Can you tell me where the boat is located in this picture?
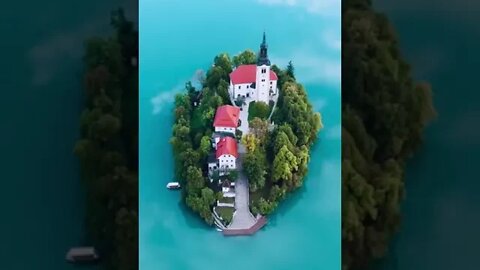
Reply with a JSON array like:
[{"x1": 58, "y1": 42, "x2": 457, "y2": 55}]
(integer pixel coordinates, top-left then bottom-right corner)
[
  {"x1": 166, "y1": 182, "x2": 181, "y2": 189},
  {"x1": 65, "y1": 247, "x2": 99, "y2": 263}
]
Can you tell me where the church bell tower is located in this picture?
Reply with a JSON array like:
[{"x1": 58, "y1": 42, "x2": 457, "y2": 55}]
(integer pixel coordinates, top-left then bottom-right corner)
[{"x1": 255, "y1": 32, "x2": 271, "y2": 103}]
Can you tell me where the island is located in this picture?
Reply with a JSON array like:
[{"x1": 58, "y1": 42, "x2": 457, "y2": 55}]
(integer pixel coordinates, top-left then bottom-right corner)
[
  {"x1": 342, "y1": 1, "x2": 435, "y2": 269},
  {"x1": 171, "y1": 33, "x2": 322, "y2": 234}
]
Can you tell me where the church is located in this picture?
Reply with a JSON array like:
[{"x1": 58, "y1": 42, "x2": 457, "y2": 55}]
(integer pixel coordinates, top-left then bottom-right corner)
[{"x1": 229, "y1": 33, "x2": 278, "y2": 104}]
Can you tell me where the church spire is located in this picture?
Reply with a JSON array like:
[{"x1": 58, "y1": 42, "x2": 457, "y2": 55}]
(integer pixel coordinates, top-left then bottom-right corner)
[{"x1": 257, "y1": 32, "x2": 270, "y2": 66}]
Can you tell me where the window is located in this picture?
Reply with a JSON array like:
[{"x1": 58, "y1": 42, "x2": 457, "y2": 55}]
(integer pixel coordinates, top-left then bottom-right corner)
[
  {"x1": 270, "y1": 81, "x2": 272, "y2": 84},
  {"x1": 246, "y1": 93, "x2": 250, "y2": 97},
  {"x1": 262, "y1": 79, "x2": 265, "y2": 82},
  {"x1": 247, "y1": 85, "x2": 249, "y2": 88},
  {"x1": 238, "y1": 86, "x2": 240, "y2": 89}
]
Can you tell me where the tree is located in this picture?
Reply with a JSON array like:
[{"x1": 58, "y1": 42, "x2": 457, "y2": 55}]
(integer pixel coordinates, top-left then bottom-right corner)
[
  {"x1": 286, "y1": 60, "x2": 295, "y2": 79},
  {"x1": 228, "y1": 170, "x2": 239, "y2": 182},
  {"x1": 217, "y1": 79, "x2": 231, "y2": 104},
  {"x1": 248, "y1": 101, "x2": 270, "y2": 120},
  {"x1": 199, "y1": 135, "x2": 211, "y2": 158},
  {"x1": 185, "y1": 166, "x2": 204, "y2": 195},
  {"x1": 249, "y1": 117, "x2": 269, "y2": 144},
  {"x1": 272, "y1": 145, "x2": 298, "y2": 183},
  {"x1": 274, "y1": 131, "x2": 295, "y2": 154},
  {"x1": 233, "y1": 50, "x2": 256, "y2": 67},
  {"x1": 243, "y1": 149, "x2": 267, "y2": 191},
  {"x1": 256, "y1": 198, "x2": 277, "y2": 215},
  {"x1": 277, "y1": 124, "x2": 298, "y2": 146},
  {"x1": 269, "y1": 185, "x2": 286, "y2": 202},
  {"x1": 92, "y1": 114, "x2": 121, "y2": 141},
  {"x1": 201, "y1": 187, "x2": 216, "y2": 206},
  {"x1": 235, "y1": 129, "x2": 243, "y2": 141},
  {"x1": 241, "y1": 133, "x2": 258, "y2": 153}
]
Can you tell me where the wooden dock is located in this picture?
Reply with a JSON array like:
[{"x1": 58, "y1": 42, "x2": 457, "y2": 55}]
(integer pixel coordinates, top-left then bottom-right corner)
[{"x1": 222, "y1": 216, "x2": 267, "y2": 236}]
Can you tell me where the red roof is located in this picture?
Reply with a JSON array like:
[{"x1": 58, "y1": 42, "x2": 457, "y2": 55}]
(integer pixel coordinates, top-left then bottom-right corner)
[
  {"x1": 229, "y1": 64, "x2": 278, "y2": 84},
  {"x1": 213, "y1": 105, "x2": 240, "y2": 128},
  {"x1": 216, "y1": 137, "x2": 238, "y2": 158}
]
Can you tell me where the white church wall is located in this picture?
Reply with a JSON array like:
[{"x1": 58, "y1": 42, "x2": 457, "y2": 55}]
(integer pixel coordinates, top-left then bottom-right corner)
[{"x1": 231, "y1": 83, "x2": 252, "y2": 99}]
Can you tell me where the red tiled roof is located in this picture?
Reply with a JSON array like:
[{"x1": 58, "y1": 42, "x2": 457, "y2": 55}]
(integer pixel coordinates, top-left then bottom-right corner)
[
  {"x1": 229, "y1": 64, "x2": 278, "y2": 84},
  {"x1": 213, "y1": 105, "x2": 240, "y2": 128},
  {"x1": 216, "y1": 137, "x2": 238, "y2": 158}
]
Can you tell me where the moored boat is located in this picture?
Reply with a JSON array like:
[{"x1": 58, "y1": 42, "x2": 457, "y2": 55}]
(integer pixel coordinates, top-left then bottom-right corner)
[
  {"x1": 65, "y1": 247, "x2": 99, "y2": 263},
  {"x1": 166, "y1": 182, "x2": 181, "y2": 189}
]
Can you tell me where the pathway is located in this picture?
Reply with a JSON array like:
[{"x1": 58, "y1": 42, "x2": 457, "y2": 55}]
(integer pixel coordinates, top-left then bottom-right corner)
[
  {"x1": 237, "y1": 99, "x2": 251, "y2": 135},
  {"x1": 227, "y1": 152, "x2": 257, "y2": 230}
]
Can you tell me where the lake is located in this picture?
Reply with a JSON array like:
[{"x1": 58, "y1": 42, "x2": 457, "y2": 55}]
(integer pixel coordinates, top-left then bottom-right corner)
[
  {"x1": 139, "y1": 0, "x2": 341, "y2": 269},
  {"x1": 374, "y1": 1, "x2": 480, "y2": 269}
]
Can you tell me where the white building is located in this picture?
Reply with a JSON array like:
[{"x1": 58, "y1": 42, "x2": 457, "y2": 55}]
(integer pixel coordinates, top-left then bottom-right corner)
[
  {"x1": 213, "y1": 105, "x2": 240, "y2": 134},
  {"x1": 216, "y1": 137, "x2": 238, "y2": 171},
  {"x1": 229, "y1": 33, "x2": 278, "y2": 104}
]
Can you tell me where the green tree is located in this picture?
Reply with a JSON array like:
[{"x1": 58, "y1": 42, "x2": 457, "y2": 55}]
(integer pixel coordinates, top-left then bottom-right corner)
[
  {"x1": 272, "y1": 145, "x2": 298, "y2": 183},
  {"x1": 273, "y1": 131, "x2": 295, "y2": 154},
  {"x1": 286, "y1": 60, "x2": 295, "y2": 79},
  {"x1": 243, "y1": 149, "x2": 267, "y2": 191},
  {"x1": 185, "y1": 166, "x2": 205, "y2": 195},
  {"x1": 199, "y1": 135, "x2": 212, "y2": 158},
  {"x1": 249, "y1": 117, "x2": 269, "y2": 145},
  {"x1": 233, "y1": 50, "x2": 257, "y2": 67},
  {"x1": 201, "y1": 187, "x2": 216, "y2": 206},
  {"x1": 248, "y1": 101, "x2": 270, "y2": 120},
  {"x1": 217, "y1": 79, "x2": 231, "y2": 104},
  {"x1": 92, "y1": 114, "x2": 121, "y2": 141},
  {"x1": 241, "y1": 133, "x2": 258, "y2": 153}
]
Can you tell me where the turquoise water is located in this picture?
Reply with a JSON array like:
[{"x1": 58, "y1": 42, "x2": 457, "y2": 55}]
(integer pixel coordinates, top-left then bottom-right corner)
[
  {"x1": 139, "y1": 0, "x2": 341, "y2": 269},
  {"x1": 374, "y1": 2, "x2": 480, "y2": 269},
  {"x1": 0, "y1": 1, "x2": 134, "y2": 269}
]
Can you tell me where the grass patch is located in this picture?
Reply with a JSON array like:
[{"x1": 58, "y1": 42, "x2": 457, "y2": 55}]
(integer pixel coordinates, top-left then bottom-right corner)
[
  {"x1": 216, "y1": 206, "x2": 234, "y2": 224},
  {"x1": 219, "y1": 196, "x2": 235, "y2": 204}
]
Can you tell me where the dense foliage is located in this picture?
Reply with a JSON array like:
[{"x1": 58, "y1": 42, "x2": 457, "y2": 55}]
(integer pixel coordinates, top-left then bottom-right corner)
[
  {"x1": 73, "y1": 9, "x2": 138, "y2": 270},
  {"x1": 170, "y1": 53, "x2": 237, "y2": 224},
  {"x1": 342, "y1": 0, "x2": 435, "y2": 269},
  {"x1": 248, "y1": 101, "x2": 270, "y2": 120},
  {"x1": 247, "y1": 65, "x2": 323, "y2": 216}
]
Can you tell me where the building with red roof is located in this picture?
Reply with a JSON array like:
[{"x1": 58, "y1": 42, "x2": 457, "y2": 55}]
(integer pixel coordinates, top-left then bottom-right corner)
[
  {"x1": 213, "y1": 105, "x2": 240, "y2": 134},
  {"x1": 216, "y1": 137, "x2": 238, "y2": 171},
  {"x1": 229, "y1": 32, "x2": 278, "y2": 104}
]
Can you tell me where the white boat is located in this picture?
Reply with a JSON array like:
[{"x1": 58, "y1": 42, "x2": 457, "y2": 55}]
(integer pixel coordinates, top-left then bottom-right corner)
[
  {"x1": 166, "y1": 182, "x2": 181, "y2": 189},
  {"x1": 65, "y1": 247, "x2": 99, "y2": 263}
]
